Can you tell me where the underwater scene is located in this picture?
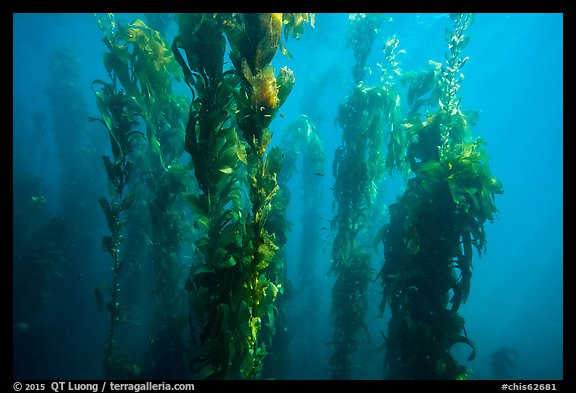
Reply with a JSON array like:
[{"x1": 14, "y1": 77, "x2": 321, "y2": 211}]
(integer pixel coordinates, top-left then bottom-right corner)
[{"x1": 12, "y1": 13, "x2": 563, "y2": 381}]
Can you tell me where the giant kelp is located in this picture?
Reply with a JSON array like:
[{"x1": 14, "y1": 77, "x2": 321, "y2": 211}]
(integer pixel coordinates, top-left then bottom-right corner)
[
  {"x1": 273, "y1": 115, "x2": 326, "y2": 377},
  {"x1": 378, "y1": 13, "x2": 503, "y2": 379},
  {"x1": 172, "y1": 12, "x2": 249, "y2": 379},
  {"x1": 47, "y1": 46, "x2": 105, "y2": 223},
  {"x1": 94, "y1": 13, "x2": 189, "y2": 378},
  {"x1": 172, "y1": 13, "x2": 312, "y2": 379},
  {"x1": 225, "y1": 13, "x2": 312, "y2": 379},
  {"x1": 329, "y1": 14, "x2": 391, "y2": 380}
]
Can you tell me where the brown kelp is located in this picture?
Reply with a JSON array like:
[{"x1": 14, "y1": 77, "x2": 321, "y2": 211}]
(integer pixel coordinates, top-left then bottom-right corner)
[
  {"x1": 121, "y1": 22, "x2": 191, "y2": 380},
  {"x1": 378, "y1": 13, "x2": 503, "y2": 380},
  {"x1": 172, "y1": 13, "x2": 312, "y2": 379},
  {"x1": 265, "y1": 115, "x2": 325, "y2": 377},
  {"x1": 225, "y1": 13, "x2": 303, "y2": 379},
  {"x1": 93, "y1": 15, "x2": 144, "y2": 378},
  {"x1": 329, "y1": 13, "x2": 390, "y2": 380},
  {"x1": 172, "y1": 12, "x2": 249, "y2": 379},
  {"x1": 45, "y1": 47, "x2": 105, "y2": 306},
  {"x1": 282, "y1": 115, "x2": 326, "y2": 350},
  {"x1": 94, "y1": 13, "x2": 187, "y2": 378},
  {"x1": 260, "y1": 145, "x2": 292, "y2": 379}
]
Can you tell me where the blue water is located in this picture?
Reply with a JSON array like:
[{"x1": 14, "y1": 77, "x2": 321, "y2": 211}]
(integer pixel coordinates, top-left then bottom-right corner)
[{"x1": 12, "y1": 13, "x2": 563, "y2": 380}]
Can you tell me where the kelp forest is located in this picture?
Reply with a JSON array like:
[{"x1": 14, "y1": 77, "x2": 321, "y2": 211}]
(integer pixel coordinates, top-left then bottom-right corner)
[{"x1": 14, "y1": 12, "x2": 563, "y2": 382}]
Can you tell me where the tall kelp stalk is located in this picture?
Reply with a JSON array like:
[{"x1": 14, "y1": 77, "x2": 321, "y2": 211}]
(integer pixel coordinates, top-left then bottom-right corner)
[
  {"x1": 260, "y1": 145, "x2": 293, "y2": 379},
  {"x1": 329, "y1": 13, "x2": 390, "y2": 380},
  {"x1": 378, "y1": 13, "x2": 503, "y2": 380},
  {"x1": 92, "y1": 47, "x2": 140, "y2": 381},
  {"x1": 114, "y1": 19, "x2": 191, "y2": 379},
  {"x1": 172, "y1": 13, "x2": 249, "y2": 379},
  {"x1": 172, "y1": 13, "x2": 312, "y2": 379},
  {"x1": 143, "y1": 97, "x2": 191, "y2": 379},
  {"x1": 93, "y1": 13, "x2": 186, "y2": 378},
  {"x1": 46, "y1": 47, "x2": 105, "y2": 262},
  {"x1": 12, "y1": 104, "x2": 56, "y2": 329},
  {"x1": 261, "y1": 114, "x2": 325, "y2": 378},
  {"x1": 225, "y1": 13, "x2": 316, "y2": 379},
  {"x1": 280, "y1": 115, "x2": 325, "y2": 353}
]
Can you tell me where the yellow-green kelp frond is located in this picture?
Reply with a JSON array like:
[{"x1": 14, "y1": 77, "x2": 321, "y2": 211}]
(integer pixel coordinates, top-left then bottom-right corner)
[
  {"x1": 279, "y1": 13, "x2": 315, "y2": 58},
  {"x1": 330, "y1": 247, "x2": 373, "y2": 380},
  {"x1": 438, "y1": 13, "x2": 475, "y2": 152},
  {"x1": 95, "y1": 13, "x2": 183, "y2": 173},
  {"x1": 225, "y1": 14, "x2": 297, "y2": 148},
  {"x1": 225, "y1": 13, "x2": 298, "y2": 379},
  {"x1": 281, "y1": 115, "x2": 325, "y2": 168},
  {"x1": 173, "y1": 13, "x2": 250, "y2": 380},
  {"x1": 226, "y1": 13, "x2": 283, "y2": 78},
  {"x1": 282, "y1": 13, "x2": 315, "y2": 41},
  {"x1": 347, "y1": 13, "x2": 390, "y2": 83},
  {"x1": 335, "y1": 84, "x2": 389, "y2": 204},
  {"x1": 330, "y1": 17, "x2": 393, "y2": 379},
  {"x1": 96, "y1": 14, "x2": 181, "y2": 101},
  {"x1": 172, "y1": 13, "x2": 227, "y2": 94}
]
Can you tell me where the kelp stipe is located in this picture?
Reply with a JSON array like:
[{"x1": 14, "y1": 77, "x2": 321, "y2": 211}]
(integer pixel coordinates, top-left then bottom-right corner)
[
  {"x1": 173, "y1": 13, "x2": 312, "y2": 379},
  {"x1": 378, "y1": 13, "x2": 503, "y2": 380},
  {"x1": 225, "y1": 13, "x2": 312, "y2": 379},
  {"x1": 260, "y1": 146, "x2": 291, "y2": 379},
  {"x1": 329, "y1": 13, "x2": 391, "y2": 380},
  {"x1": 93, "y1": 14, "x2": 141, "y2": 378},
  {"x1": 284, "y1": 115, "x2": 326, "y2": 338},
  {"x1": 172, "y1": 13, "x2": 249, "y2": 380},
  {"x1": 93, "y1": 13, "x2": 188, "y2": 378}
]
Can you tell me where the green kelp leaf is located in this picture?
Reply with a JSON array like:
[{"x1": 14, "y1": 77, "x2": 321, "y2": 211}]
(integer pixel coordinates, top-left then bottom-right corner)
[
  {"x1": 479, "y1": 188, "x2": 499, "y2": 222},
  {"x1": 214, "y1": 172, "x2": 238, "y2": 198},
  {"x1": 94, "y1": 92, "x2": 114, "y2": 132},
  {"x1": 457, "y1": 32, "x2": 471, "y2": 49},
  {"x1": 193, "y1": 363, "x2": 217, "y2": 380},
  {"x1": 101, "y1": 155, "x2": 120, "y2": 185},
  {"x1": 217, "y1": 214, "x2": 240, "y2": 249},
  {"x1": 266, "y1": 305, "x2": 277, "y2": 337},
  {"x1": 228, "y1": 187, "x2": 246, "y2": 211},
  {"x1": 265, "y1": 146, "x2": 283, "y2": 176},
  {"x1": 219, "y1": 166, "x2": 234, "y2": 174},
  {"x1": 194, "y1": 215, "x2": 210, "y2": 232},
  {"x1": 215, "y1": 302, "x2": 232, "y2": 334},
  {"x1": 278, "y1": 40, "x2": 293, "y2": 58},
  {"x1": 103, "y1": 48, "x2": 132, "y2": 92},
  {"x1": 101, "y1": 236, "x2": 116, "y2": 256},
  {"x1": 260, "y1": 128, "x2": 274, "y2": 153},
  {"x1": 190, "y1": 286, "x2": 211, "y2": 314},
  {"x1": 98, "y1": 197, "x2": 117, "y2": 233},
  {"x1": 185, "y1": 194, "x2": 208, "y2": 216},
  {"x1": 120, "y1": 191, "x2": 136, "y2": 212},
  {"x1": 218, "y1": 144, "x2": 240, "y2": 170},
  {"x1": 211, "y1": 247, "x2": 230, "y2": 270},
  {"x1": 255, "y1": 234, "x2": 279, "y2": 270},
  {"x1": 194, "y1": 237, "x2": 210, "y2": 256},
  {"x1": 218, "y1": 256, "x2": 237, "y2": 269},
  {"x1": 416, "y1": 160, "x2": 443, "y2": 180},
  {"x1": 449, "y1": 13, "x2": 460, "y2": 22},
  {"x1": 454, "y1": 336, "x2": 477, "y2": 361},
  {"x1": 191, "y1": 264, "x2": 213, "y2": 277}
]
